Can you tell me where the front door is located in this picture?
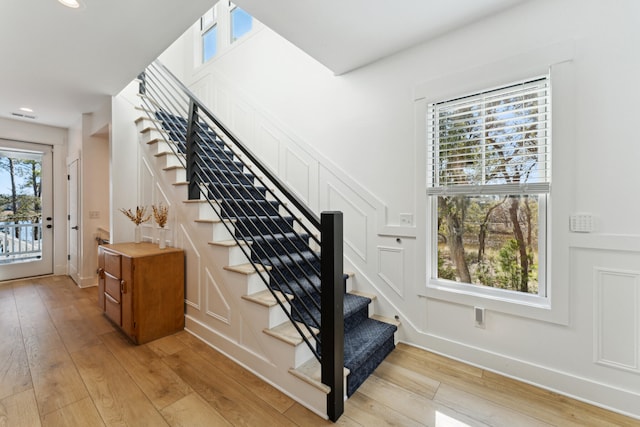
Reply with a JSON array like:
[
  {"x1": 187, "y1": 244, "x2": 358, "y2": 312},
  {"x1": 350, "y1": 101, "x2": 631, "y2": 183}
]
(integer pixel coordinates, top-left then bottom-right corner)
[{"x1": 0, "y1": 140, "x2": 53, "y2": 281}]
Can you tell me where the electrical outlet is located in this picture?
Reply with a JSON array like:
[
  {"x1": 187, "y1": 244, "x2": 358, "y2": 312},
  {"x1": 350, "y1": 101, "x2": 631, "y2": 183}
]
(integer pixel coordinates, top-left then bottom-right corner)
[
  {"x1": 89, "y1": 211, "x2": 100, "y2": 219},
  {"x1": 399, "y1": 213, "x2": 413, "y2": 226}
]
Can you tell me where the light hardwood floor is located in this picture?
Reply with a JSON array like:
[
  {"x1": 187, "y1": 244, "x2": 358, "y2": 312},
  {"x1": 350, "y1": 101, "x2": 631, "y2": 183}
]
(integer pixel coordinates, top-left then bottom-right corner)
[{"x1": 0, "y1": 275, "x2": 638, "y2": 426}]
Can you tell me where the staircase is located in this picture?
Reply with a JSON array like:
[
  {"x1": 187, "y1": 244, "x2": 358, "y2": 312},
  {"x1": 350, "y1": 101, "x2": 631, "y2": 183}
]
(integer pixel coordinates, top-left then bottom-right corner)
[{"x1": 135, "y1": 60, "x2": 398, "y2": 420}]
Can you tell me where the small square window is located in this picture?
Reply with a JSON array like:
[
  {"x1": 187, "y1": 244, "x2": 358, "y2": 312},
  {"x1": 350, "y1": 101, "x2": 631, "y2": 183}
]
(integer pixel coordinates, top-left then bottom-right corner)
[
  {"x1": 202, "y1": 25, "x2": 218, "y2": 62},
  {"x1": 231, "y1": 6, "x2": 253, "y2": 42}
]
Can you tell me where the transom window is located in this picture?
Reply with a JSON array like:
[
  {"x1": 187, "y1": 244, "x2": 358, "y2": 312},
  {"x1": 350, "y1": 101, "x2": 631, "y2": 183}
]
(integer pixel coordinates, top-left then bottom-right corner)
[
  {"x1": 199, "y1": 2, "x2": 255, "y2": 64},
  {"x1": 427, "y1": 76, "x2": 550, "y2": 296}
]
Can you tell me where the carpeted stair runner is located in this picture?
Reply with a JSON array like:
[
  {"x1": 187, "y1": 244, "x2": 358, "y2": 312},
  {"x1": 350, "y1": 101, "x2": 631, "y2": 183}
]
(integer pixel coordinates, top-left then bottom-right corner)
[{"x1": 156, "y1": 111, "x2": 396, "y2": 397}]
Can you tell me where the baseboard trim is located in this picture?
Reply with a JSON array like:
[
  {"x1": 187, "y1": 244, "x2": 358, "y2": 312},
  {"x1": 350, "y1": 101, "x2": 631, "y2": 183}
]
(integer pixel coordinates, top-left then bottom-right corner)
[{"x1": 400, "y1": 332, "x2": 640, "y2": 421}]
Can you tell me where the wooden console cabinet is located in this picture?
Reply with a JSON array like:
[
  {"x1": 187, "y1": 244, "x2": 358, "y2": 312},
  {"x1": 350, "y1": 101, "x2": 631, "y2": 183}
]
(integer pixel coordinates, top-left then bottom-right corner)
[{"x1": 98, "y1": 242, "x2": 185, "y2": 344}]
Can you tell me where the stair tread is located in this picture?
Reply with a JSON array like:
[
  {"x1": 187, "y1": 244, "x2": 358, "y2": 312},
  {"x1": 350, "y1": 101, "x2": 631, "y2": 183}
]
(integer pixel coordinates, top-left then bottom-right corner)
[
  {"x1": 264, "y1": 321, "x2": 318, "y2": 346},
  {"x1": 224, "y1": 262, "x2": 271, "y2": 275},
  {"x1": 194, "y1": 218, "x2": 234, "y2": 224},
  {"x1": 371, "y1": 313, "x2": 401, "y2": 327},
  {"x1": 349, "y1": 290, "x2": 377, "y2": 300},
  {"x1": 163, "y1": 165, "x2": 184, "y2": 171},
  {"x1": 208, "y1": 239, "x2": 251, "y2": 248},
  {"x1": 242, "y1": 289, "x2": 293, "y2": 307},
  {"x1": 288, "y1": 358, "x2": 349, "y2": 395}
]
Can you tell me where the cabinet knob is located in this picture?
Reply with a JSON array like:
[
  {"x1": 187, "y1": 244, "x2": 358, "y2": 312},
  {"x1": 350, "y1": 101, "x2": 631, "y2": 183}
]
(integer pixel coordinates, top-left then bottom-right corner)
[{"x1": 120, "y1": 279, "x2": 127, "y2": 294}]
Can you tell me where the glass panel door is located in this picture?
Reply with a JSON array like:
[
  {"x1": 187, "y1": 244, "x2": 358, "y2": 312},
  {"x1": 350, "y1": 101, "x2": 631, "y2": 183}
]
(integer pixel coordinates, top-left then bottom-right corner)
[{"x1": 0, "y1": 141, "x2": 53, "y2": 281}]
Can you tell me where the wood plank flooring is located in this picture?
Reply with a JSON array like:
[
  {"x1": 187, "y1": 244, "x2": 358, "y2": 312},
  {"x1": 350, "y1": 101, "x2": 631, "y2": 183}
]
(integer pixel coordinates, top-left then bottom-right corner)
[{"x1": 0, "y1": 275, "x2": 637, "y2": 426}]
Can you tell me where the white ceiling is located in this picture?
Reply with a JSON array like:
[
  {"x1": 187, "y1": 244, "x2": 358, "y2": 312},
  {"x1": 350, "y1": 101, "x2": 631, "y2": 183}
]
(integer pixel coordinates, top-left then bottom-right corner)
[
  {"x1": 0, "y1": 0, "x2": 526, "y2": 129},
  {"x1": 235, "y1": 0, "x2": 528, "y2": 75},
  {"x1": 0, "y1": 0, "x2": 214, "y2": 129}
]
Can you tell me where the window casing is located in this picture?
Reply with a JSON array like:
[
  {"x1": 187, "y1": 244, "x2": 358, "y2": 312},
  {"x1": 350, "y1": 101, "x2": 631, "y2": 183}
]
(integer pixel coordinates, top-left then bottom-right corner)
[{"x1": 427, "y1": 76, "x2": 551, "y2": 304}]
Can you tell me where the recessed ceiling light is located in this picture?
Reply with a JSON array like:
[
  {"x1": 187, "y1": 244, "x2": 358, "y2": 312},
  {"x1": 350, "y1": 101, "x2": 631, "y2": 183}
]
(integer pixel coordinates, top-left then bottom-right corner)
[
  {"x1": 58, "y1": 0, "x2": 80, "y2": 8},
  {"x1": 19, "y1": 107, "x2": 34, "y2": 113}
]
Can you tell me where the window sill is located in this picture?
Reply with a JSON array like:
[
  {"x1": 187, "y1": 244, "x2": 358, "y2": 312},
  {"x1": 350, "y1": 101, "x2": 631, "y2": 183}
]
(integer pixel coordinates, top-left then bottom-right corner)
[{"x1": 423, "y1": 278, "x2": 567, "y2": 325}]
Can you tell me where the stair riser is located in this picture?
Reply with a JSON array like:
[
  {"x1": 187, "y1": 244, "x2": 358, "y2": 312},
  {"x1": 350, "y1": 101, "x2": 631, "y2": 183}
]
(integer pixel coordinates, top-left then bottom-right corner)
[
  {"x1": 156, "y1": 153, "x2": 183, "y2": 169},
  {"x1": 267, "y1": 335, "x2": 318, "y2": 369},
  {"x1": 164, "y1": 167, "x2": 186, "y2": 183},
  {"x1": 192, "y1": 220, "x2": 235, "y2": 243},
  {"x1": 151, "y1": 140, "x2": 173, "y2": 155},
  {"x1": 210, "y1": 244, "x2": 252, "y2": 267},
  {"x1": 346, "y1": 337, "x2": 395, "y2": 397},
  {"x1": 241, "y1": 299, "x2": 291, "y2": 329},
  {"x1": 140, "y1": 128, "x2": 165, "y2": 144}
]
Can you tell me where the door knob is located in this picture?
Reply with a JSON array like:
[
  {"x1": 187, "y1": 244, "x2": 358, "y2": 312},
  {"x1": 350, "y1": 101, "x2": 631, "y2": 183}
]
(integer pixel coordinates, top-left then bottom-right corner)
[{"x1": 72, "y1": 226, "x2": 79, "y2": 230}]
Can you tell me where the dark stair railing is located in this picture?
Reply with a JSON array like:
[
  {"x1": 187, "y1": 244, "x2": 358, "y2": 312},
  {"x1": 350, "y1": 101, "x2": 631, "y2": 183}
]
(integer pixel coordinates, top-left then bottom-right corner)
[{"x1": 138, "y1": 60, "x2": 344, "y2": 421}]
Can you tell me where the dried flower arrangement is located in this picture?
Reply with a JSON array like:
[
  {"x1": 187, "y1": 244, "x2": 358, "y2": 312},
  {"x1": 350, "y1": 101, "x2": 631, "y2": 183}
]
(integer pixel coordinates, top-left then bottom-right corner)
[
  {"x1": 119, "y1": 206, "x2": 151, "y2": 225},
  {"x1": 152, "y1": 203, "x2": 169, "y2": 228}
]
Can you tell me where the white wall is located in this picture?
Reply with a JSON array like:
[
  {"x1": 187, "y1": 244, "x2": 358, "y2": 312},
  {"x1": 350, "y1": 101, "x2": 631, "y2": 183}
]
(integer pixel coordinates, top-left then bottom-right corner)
[
  {"x1": 0, "y1": 117, "x2": 68, "y2": 276},
  {"x1": 163, "y1": 0, "x2": 640, "y2": 418},
  {"x1": 110, "y1": 82, "x2": 142, "y2": 244}
]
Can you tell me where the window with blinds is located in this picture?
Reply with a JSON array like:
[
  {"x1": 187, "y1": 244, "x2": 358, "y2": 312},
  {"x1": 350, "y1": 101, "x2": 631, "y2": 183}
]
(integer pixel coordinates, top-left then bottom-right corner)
[
  {"x1": 427, "y1": 77, "x2": 550, "y2": 195},
  {"x1": 427, "y1": 76, "x2": 550, "y2": 296}
]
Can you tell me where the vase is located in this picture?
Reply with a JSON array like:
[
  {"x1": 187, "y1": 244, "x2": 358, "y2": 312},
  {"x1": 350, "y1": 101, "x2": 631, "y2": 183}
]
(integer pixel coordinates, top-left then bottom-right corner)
[
  {"x1": 134, "y1": 225, "x2": 142, "y2": 243},
  {"x1": 158, "y1": 228, "x2": 166, "y2": 249}
]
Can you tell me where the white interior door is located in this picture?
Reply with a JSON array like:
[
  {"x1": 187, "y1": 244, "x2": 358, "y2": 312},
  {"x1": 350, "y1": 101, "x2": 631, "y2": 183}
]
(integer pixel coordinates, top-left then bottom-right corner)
[
  {"x1": 68, "y1": 158, "x2": 80, "y2": 285},
  {"x1": 0, "y1": 140, "x2": 53, "y2": 281}
]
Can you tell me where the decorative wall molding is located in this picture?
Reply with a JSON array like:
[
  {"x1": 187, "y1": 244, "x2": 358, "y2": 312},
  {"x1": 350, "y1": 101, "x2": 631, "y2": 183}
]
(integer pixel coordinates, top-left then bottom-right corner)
[
  {"x1": 178, "y1": 224, "x2": 202, "y2": 310},
  {"x1": 205, "y1": 267, "x2": 231, "y2": 324},
  {"x1": 593, "y1": 267, "x2": 640, "y2": 373},
  {"x1": 326, "y1": 183, "x2": 368, "y2": 262},
  {"x1": 377, "y1": 246, "x2": 405, "y2": 297}
]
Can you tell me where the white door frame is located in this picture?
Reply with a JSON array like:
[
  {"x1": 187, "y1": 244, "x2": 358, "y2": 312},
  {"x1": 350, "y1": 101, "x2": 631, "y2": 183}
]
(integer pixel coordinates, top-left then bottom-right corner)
[{"x1": 67, "y1": 154, "x2": 80, "y2": 286}]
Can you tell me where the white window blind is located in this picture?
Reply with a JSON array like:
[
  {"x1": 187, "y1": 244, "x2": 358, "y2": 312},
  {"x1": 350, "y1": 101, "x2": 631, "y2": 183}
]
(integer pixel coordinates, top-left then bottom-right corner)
[{"x1": 427, "y1": 77, "x2": 550, "y2": 196}]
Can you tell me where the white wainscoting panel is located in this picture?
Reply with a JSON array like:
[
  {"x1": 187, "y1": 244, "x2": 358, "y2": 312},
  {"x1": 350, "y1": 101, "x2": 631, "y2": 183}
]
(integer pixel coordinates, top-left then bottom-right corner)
[
  {"x1": 214, "y1": 83, "x2": 231, "y2": 124},
  {"x1": 284, "y1": 146, "x2": 312, "y2": 205},
  {"x1": 254, "y1": 118, "x2": 281, "y2": 172},
  {"x1": 327, "y1": 183, "x2": 368, "y2": 262},
  {"x1": 178, "y1": 224, "x2": 202, "y2": 310},
  {"x1": 230, "y1": 97, "x2": 253, "y2": 143},
  {"x1": 191, "y1": 74, "x2": 211, "y2": 107},
  {"x1": 205, "y1": 267, "x2": 231, "y2": 324},
  {"x1": 594, "y1": 267, "x2": 640, "y2": 373},
  {"x1": 377, "y1": 246, "x2": 405, "y2": 297}
]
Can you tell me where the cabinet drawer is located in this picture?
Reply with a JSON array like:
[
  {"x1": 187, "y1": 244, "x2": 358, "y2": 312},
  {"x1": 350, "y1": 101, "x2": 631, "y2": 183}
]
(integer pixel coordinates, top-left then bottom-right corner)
[
  {"x1": 105, "y1": 273, "x2": 121, "y2": 302},
  {"x1": 105, "y1": 293, "x2": 121, "y2": 326},
  {"x1": 104, "y1": 251, "x2": 121, "y2": 277}
]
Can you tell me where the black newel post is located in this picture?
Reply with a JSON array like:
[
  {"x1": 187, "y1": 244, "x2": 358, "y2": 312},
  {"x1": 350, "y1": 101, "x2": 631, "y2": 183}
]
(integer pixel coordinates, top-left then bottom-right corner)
[
  {"x1": 320, "y1": 211, "x2": 344, "y2": 422},
  {"x1": 186, "y1": 100, "x2": 200, "y2": 200}
]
